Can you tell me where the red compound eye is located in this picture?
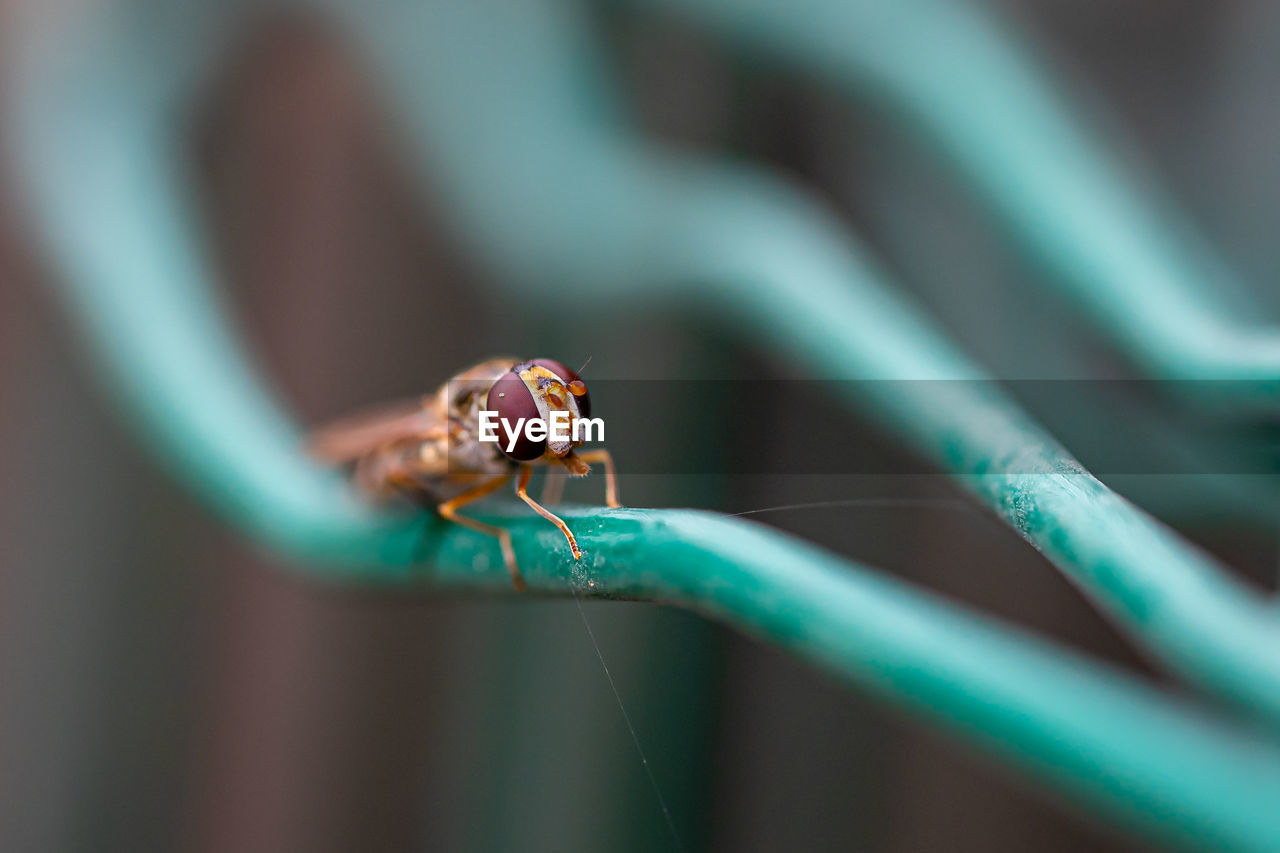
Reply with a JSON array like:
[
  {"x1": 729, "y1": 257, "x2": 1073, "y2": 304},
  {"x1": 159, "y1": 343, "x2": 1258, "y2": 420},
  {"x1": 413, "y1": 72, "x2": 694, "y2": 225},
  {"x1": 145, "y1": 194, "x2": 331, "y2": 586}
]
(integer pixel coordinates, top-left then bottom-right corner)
[
  {"x1": 531, "y1": 358, "x2": 590, "y2": 419},
  {"x1": 486, "y1": 371, "x2": 544, "y2": 461}
]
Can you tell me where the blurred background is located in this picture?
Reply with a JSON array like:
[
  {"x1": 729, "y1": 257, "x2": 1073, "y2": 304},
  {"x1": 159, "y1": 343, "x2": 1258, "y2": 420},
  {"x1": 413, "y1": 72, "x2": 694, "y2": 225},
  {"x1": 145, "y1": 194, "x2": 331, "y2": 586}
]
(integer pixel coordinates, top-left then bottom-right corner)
[{"x1": 3, "y1": 1, "x2": 1279, "y2": 850}]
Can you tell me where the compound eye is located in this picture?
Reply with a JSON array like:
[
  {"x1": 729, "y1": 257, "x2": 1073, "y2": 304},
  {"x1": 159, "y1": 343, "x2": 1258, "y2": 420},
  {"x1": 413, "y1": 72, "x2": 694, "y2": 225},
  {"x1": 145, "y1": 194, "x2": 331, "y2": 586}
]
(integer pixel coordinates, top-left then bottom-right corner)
[
  {"x1": 486, "y1": 372, "x2": 544, "y2": 461},
  {"x1": 531, "y1": 358, "x2": 590, "y2": 419}
]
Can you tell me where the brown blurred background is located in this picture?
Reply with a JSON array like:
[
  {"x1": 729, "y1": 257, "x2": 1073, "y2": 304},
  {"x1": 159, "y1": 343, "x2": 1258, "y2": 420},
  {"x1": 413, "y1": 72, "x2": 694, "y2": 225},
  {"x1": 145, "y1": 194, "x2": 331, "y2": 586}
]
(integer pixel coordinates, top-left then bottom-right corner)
[{"x1": 3, "y1": 2, "x2": 1279, "y2": 851}]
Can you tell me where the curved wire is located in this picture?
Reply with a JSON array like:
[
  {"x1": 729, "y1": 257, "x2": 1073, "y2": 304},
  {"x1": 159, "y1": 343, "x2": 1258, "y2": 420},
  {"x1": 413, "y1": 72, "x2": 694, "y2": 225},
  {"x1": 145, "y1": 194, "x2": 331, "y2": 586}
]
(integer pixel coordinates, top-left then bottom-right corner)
[
  {"x1": 9, "y1": 2, "x2": 1280, "y2": 848},
  {"x1": 327, "y1": 0, "x2": 1280, "y2": 721},
  {"x1": 628, "y1": 0, "x2": 1280, "y2": 391}
]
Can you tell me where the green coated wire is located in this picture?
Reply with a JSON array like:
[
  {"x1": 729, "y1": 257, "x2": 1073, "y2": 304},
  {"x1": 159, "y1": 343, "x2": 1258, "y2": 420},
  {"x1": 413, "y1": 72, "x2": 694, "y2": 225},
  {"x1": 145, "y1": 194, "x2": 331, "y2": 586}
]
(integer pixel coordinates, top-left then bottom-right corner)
[
  {"x1": 433, "y1": 507, "x2": 1280, "y2": 853},
  {"x1": 327, "y1": 0, "x2": 1280, "y2": 721},
  {"x1": 657, "y1": 166, "x2": 1280, "y2": 720},
  {"x1": 628, "y1": 0, "x2": 1280, "y2": 390},
  {"x1": 10, "y1": 3, "x2": 1280, "y2": 850}
]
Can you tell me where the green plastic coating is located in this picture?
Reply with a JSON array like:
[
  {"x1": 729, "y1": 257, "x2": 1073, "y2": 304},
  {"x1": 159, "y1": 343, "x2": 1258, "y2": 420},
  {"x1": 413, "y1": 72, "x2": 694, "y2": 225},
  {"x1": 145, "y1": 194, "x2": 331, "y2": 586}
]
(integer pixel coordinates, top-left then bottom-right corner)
[
  {"x1": 9, "y1": 3, "x2": 1280, "y2": 850},
  {"x1": 630, "y1": 0, "x2": 1280, "y2": 388},
  {"x1": 324, "y1": 0, "x2": 1280, "y2": 723}
]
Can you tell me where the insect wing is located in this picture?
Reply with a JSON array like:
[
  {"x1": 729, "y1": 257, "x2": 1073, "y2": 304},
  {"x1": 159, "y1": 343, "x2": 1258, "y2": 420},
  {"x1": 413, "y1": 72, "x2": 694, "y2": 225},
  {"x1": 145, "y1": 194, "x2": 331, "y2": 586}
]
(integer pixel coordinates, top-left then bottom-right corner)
[{"x1": 308, "y1": 398, "x2": 445, "y2": 464}]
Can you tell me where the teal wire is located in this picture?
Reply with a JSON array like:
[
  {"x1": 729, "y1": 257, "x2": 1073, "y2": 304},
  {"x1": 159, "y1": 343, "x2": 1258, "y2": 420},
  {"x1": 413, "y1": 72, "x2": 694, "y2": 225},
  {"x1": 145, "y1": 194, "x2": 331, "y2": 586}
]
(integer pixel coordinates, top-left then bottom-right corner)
[
  {"x1": 328, "y1": 0, "x2": 1280, "y2": 721},
  {"x1": 10, "y1": 3, "x2": 1280, "y2": 848},
  {"x1": 627, "y1": 0, "x2": 1280, "y2": 389}
]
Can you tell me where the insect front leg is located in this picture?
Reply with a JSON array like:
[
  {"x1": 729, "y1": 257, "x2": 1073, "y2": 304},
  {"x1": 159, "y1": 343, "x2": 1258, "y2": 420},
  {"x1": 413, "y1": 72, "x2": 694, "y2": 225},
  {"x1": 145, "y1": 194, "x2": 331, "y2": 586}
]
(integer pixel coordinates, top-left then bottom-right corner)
[
  {"x1": 515, "y1": 466, "x2": 582, "y2": 560},
  {"x1": 436, "y1": 473, "x2": 524, "y2": 590}
]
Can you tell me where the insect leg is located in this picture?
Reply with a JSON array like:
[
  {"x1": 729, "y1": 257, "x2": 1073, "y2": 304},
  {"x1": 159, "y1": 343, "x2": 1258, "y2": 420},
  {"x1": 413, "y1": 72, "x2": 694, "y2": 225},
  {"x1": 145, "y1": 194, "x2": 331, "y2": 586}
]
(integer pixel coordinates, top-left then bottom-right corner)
[
  {"x1": 573, "y1": 449, "x2": 621, "y2": 508},
  {"x1": 540, "y1": 467, "x2": 567, "y2": 505},
  {"x1": 436, "y1": 473, "x2": 524, "y2": 590},
  {"x1": 516, "y1": 466, "x2": 582, "y2": 560}
]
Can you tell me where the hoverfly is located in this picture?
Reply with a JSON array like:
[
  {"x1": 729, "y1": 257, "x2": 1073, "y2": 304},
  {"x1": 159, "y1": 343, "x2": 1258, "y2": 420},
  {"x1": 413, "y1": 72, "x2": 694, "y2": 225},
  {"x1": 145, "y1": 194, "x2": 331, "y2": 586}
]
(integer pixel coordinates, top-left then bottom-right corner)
[{"x1": 309, "y1": 358, "x2": 619, "y2": 590}]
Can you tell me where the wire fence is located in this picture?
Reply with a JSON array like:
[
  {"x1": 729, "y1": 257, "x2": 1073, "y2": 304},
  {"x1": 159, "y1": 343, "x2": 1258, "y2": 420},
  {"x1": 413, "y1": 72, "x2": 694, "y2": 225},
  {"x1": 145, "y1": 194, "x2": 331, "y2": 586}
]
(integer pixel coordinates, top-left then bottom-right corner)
[{"x1": 8, "y1": 1, "x2": 1280, "y2": 849}]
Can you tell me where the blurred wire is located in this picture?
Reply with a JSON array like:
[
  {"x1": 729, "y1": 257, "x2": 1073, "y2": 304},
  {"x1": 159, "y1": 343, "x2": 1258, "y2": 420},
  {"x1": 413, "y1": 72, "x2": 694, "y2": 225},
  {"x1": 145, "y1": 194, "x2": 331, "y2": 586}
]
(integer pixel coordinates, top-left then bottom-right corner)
[
  {"x1": 327, "y1": 0, "x2": 1280, "y2": 720},
  {"x1": 625, "y1": 0, "x2": 1280, "y2": 393},
  {"x1": 9, "y1": 0, "x2": 1280, "y2": 849}
]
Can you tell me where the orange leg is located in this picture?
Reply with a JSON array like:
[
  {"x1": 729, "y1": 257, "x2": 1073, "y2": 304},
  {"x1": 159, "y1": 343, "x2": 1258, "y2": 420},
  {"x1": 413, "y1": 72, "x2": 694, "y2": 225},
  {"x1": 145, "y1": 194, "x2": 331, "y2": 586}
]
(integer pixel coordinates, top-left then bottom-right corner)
[
  {"x1": 540, "y1": 467, "x2": 567, "y2": 505},
  {"x1": 436, "y1": 473, "x2": 524, "y2": 590},
  {"x1": 516, "y1": 466, "x2": 582, "y2": 560},
  {"x1": 574, "y1": 449, "x2": 621, "y2": 508}
]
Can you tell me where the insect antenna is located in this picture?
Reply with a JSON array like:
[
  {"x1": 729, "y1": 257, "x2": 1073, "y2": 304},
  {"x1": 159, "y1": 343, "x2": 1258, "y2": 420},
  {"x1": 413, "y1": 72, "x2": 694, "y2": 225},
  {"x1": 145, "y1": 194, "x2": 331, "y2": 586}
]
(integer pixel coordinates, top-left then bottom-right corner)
[{"x1": 575, "y1": 355, "x2": 593, "y2": 376}]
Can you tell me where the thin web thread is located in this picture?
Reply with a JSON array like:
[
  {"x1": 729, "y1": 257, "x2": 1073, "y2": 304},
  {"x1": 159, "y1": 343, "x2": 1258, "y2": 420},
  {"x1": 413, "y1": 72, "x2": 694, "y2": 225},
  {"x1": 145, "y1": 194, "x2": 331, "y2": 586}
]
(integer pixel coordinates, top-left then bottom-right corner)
[
  {"x1": 560, "y1": 495, "x2": 964, "y2": 851},
  {"x1": 569, "y1": 585, "x2": 686, "y2": 853},
  {"x1": 730, "y1": 497, "x2": 973, "y2": 517}
]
